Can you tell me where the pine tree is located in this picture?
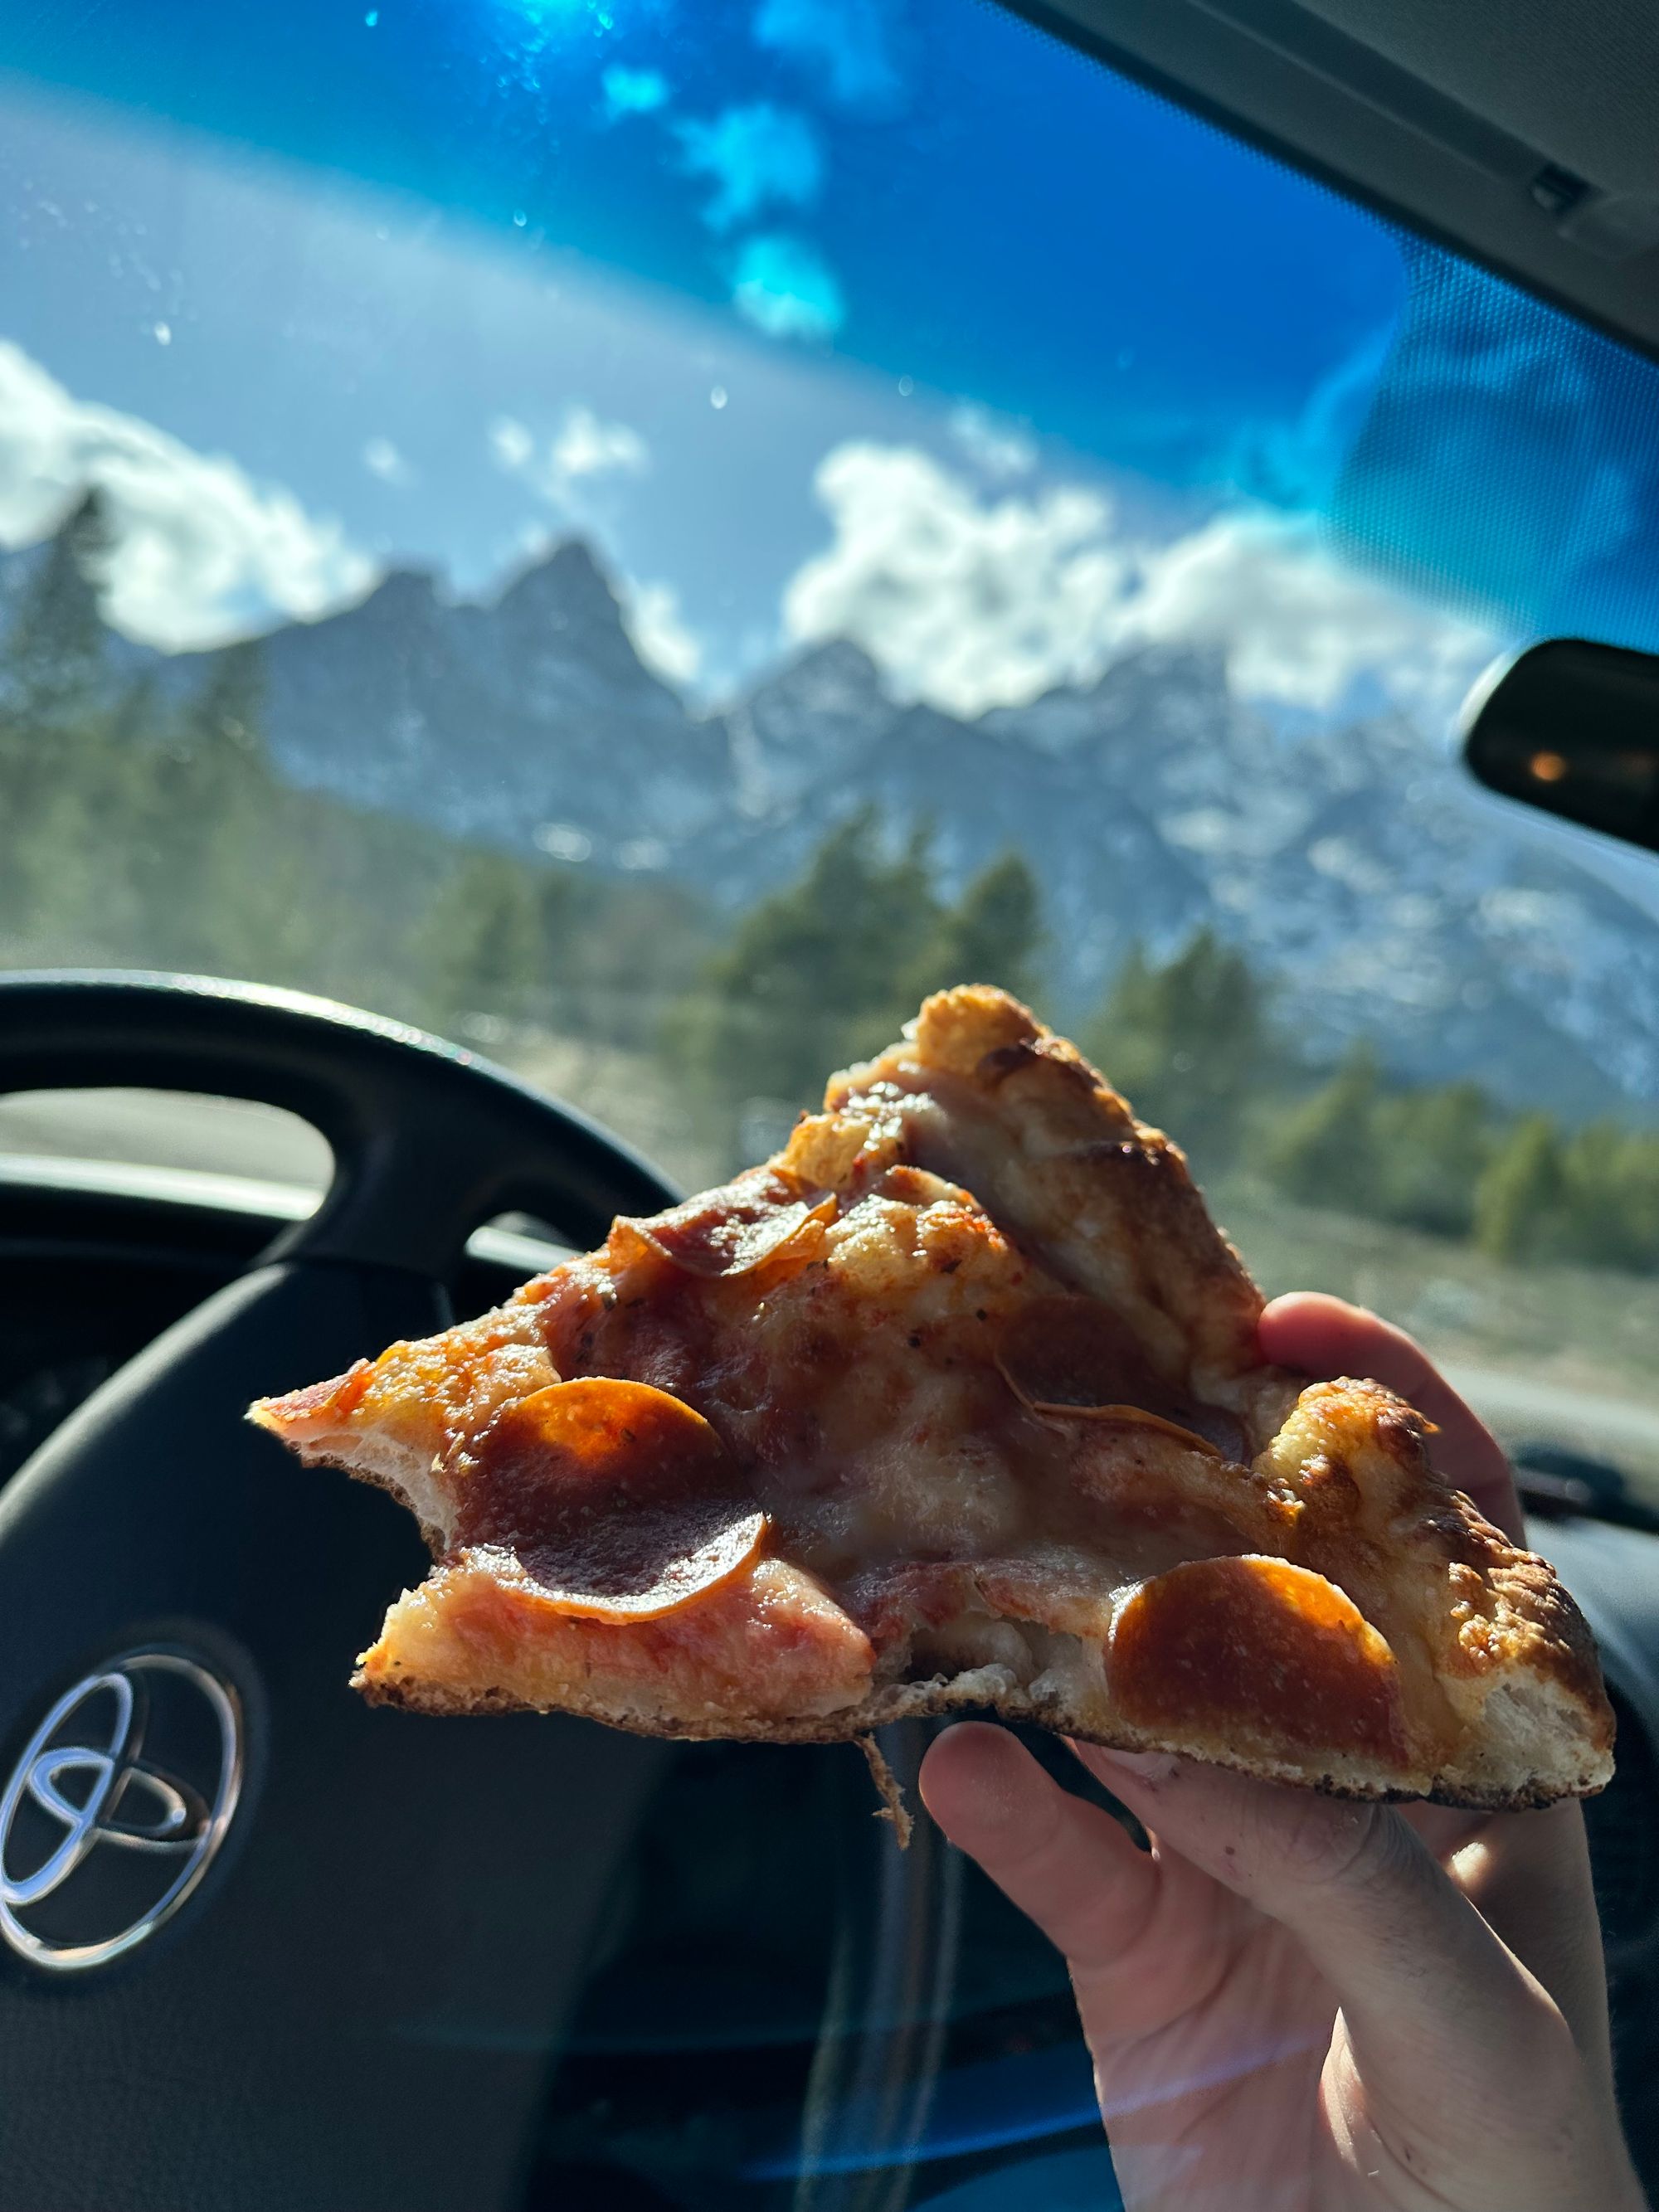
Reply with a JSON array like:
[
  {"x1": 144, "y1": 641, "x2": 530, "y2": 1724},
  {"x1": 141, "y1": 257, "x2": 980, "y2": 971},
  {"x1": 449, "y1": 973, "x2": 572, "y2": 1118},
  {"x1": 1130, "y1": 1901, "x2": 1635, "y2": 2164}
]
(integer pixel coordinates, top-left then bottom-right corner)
[
  {"x1": 2, "y1": 489, "x2": 112, "y2": 731},
  {"x1": 109, "y1": 672, "x2": 163, "y2": 750},
  {"x1": 0, "y1": 489, "x2": 118, "y2": 942},
  {"x1": 181, "y1": 643, "x2": 265, "y2": 782},
  {"x1": 669, "y1": 809, "x2": 946, "y2": 1110},
  {"x1": 1262, "y1": 1041, "x2": 1382, "y2": 1208},
  {"x1": 1552, "y1": 1122, "x2": 1659, "y2": 1274},
  {"x1": 1085, "y1": 927, "x2": 1273, "y2": 1166},
  {"x1": 123, "y1": 641, "x2": 280, "y2": 972},
  {"x1": 1372, "y1": 1080, "x2": 1491, "y2": 1237},
  {"x1": 1472, "y1": 1113, "x2": 1564, "y2": 1262},
  {"x1": 907, "y1": 851, "x2": 1043, "y2": 1004},
  {"x1": 420, "y1": 849, "x2": 553, "y2": 1035}
]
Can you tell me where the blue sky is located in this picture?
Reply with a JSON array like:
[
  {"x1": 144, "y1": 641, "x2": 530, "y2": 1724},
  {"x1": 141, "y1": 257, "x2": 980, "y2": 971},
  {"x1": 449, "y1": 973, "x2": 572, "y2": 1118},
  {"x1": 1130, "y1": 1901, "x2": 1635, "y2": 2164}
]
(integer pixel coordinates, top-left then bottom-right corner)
[{"x1": 1, "y1": 0, "x2": 1657, "y2": 720}]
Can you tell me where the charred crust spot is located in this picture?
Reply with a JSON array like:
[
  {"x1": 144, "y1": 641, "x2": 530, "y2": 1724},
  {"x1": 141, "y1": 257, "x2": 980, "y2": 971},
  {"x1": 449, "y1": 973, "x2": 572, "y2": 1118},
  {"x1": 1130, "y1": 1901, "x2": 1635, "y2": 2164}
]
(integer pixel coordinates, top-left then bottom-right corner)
[
  {"x1": 1374, "y1": 1405, "x2": 1429, "y2": 1461},
  {"x1": 1301, "y1": 1452, "x2": 1360, "y2": 1505},
  {"x1": 974, "y1": 1036, "x2": 1106, "y2": 1101},
  {"x1": 975, "y1": 1041, "x2": 1042, "y2": 1086}
]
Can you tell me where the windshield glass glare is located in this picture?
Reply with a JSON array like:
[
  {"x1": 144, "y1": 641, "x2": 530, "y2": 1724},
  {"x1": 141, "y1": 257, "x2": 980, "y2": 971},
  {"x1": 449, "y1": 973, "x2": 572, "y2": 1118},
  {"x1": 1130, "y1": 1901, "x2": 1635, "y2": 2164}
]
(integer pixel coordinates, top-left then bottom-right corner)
[
  {"x1": 2, "y1": 2, "x2": 1657, "y2": 1490},
  {"x1": 2, "y1": 12, "x2": 1659, "y2": 2190}
]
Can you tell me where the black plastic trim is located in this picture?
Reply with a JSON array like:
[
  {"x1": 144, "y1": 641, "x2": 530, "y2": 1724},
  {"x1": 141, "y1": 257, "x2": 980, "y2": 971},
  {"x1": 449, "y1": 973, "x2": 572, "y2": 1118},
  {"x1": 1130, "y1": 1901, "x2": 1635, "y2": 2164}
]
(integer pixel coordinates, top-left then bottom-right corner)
[
  {"x1": 990, "y1": 0, "x2": 1659, "y2": 371},
  {"x1": 0, "y1": 971, "x2": 676, "y2": 1273}
]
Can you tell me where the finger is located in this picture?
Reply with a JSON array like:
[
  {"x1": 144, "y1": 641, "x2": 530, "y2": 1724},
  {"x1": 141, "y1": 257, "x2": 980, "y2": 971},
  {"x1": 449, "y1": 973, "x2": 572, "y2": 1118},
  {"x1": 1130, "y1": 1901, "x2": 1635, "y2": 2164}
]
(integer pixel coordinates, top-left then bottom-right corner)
[
  {"x1": 1073, "y1": 1747, "x2": 1571, "y2": 2137},
  {"x1": 1448, "y1": 1801, "x2": 1615, "y2": 2078},
  {"x1": 1260, "y1": 1291, "x2": 1521, "y2": 1539},
  {"x1": 919, "y1": 1723, "x2": 1157, "y2": 1975},
  {"x1": 1399, "y1": 1797, "x2": 1488, "y2": 1860},
  {"x1": 1362, "y1": 1798, "x2": 1608, "y2": 2067},
  {"x1": 1400, "y1": 1798, "x2": 1612, "y2": 2077}
]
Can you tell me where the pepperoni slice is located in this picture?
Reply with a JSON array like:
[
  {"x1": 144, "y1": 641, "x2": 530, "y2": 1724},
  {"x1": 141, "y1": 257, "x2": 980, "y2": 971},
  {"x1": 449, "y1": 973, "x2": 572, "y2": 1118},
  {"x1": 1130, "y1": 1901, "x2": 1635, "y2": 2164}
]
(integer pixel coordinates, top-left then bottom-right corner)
[
  {"x1": 1110, "y1": 1556, "x2": 1409, "y2": 1763},
  {"x1": 1160, "y1": 1403, "x2": 1250, "y2": 1462},
  {"x1": 996, "y1": 1295, "x2": 1160, "y2": 1409},
  {"x1": 459, "y1": 1378, "x2": 766, "y2": 1621},
  {"x1": 502, "y1": 1514, "x2": 767, "y2": 1622},
  {"x1": 617, "y1": 1174, "x2": 835, "y2": 1280},
  {"x1": 1044, "y1": 1403, "x2": 1226, "y2": 1458},
  {"x1": 995, "y1": 1296, "x2": 1246, "y2": 1461}
]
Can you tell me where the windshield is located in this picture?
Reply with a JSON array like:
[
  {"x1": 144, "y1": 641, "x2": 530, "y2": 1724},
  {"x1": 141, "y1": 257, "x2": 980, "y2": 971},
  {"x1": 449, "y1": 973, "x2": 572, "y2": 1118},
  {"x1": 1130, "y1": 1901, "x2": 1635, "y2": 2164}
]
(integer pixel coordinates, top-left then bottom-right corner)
[{"x1": 3, "y1": 2, "x2": 1659, "y2": 2200}]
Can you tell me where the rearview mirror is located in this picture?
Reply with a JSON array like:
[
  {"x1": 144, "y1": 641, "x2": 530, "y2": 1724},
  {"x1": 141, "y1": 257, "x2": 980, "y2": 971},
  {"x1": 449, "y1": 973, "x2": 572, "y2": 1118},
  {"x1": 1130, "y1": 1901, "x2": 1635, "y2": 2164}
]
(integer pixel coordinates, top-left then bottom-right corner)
[{"x1": 1462, "y1": 639, "x2": 1659, "y2": 855}]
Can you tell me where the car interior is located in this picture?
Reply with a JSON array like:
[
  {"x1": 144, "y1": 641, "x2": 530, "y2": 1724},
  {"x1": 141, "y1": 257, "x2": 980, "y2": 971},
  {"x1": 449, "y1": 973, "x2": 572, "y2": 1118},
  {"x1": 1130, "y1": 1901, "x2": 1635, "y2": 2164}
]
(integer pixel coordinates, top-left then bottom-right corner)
[{"x1": 1, "y1": 3, "x2": 1657, "y2": 2209}]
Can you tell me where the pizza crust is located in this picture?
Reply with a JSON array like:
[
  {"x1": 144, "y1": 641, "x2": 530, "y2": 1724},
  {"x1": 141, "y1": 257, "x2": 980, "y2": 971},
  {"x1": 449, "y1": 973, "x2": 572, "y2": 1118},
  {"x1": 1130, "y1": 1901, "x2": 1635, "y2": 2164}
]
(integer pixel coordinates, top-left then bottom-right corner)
[
  {"x1": 251, "y1": 985, "x2": 1615, "y2": 1812},
  {"x1": 349, "y1": 1521, "x2": 1607, "y2": 1810}
]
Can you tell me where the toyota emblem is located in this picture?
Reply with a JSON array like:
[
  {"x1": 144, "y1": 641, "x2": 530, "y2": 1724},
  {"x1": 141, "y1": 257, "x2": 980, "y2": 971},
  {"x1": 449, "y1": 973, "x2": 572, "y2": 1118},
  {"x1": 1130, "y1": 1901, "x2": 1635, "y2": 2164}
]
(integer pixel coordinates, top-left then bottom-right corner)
[{"x1": 0, "y1": 1650, "x2": 244, "y2": 1971}]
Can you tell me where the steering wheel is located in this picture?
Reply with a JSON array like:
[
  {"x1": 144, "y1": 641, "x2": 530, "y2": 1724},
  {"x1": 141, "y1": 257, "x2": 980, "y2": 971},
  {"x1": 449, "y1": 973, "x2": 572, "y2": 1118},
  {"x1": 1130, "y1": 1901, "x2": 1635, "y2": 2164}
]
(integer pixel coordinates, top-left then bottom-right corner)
[{"x1": 0, "y1": 972, "x2": 688, "y2": 2212}]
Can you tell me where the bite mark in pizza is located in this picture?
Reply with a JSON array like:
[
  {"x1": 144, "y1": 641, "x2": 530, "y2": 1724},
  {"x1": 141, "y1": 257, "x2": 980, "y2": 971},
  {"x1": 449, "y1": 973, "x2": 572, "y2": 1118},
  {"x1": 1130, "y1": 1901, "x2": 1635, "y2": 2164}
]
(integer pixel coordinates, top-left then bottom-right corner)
[{"x1": 251, "y1": 986, "x2": 1614, "y2": 1814}]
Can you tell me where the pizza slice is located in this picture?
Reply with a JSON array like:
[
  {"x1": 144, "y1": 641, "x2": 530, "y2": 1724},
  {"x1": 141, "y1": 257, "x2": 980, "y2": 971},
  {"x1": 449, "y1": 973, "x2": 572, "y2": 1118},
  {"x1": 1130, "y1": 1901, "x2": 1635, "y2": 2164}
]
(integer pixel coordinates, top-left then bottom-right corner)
[{"x1": 251, "y1": 986, "x2": 1613, "y2": 1817}]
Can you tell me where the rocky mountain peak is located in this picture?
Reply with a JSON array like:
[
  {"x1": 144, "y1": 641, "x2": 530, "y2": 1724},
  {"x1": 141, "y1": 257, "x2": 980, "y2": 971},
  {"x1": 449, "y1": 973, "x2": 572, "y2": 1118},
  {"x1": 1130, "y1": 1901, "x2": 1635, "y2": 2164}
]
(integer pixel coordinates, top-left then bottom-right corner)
[
  {"x1": 60, "y1": 526, "x2": 1659, "y2": 1117},
  {"x1": 494, "y1": 539, "x2": 622, "y2": 635},
  {"x1": 487, "y1": 537, "x2": 679, "y2": 707},
  {"x1": 348, "y1": 566, "x2": 441, "y2": 626},
  {"x1": 724, "y1": 637, "x2": 911, "y2": 812},
  {"x1": 754, "y1": 637, "x2": 889, "y2": 712}
]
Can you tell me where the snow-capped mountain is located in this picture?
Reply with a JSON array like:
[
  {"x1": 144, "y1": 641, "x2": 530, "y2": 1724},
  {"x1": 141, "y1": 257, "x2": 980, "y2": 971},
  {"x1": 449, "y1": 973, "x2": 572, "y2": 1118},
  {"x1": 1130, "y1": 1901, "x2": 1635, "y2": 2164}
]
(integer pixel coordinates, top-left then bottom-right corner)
[
  {"x1": 72, "y1": 536, "x2": 1659, "y2": 1117},
  {"x1": 726, "y1": 638, "x2": 1659, "y2": 1116},
  {"x1": 163, "y1": 542, "x2": 729, "y2": 853}
]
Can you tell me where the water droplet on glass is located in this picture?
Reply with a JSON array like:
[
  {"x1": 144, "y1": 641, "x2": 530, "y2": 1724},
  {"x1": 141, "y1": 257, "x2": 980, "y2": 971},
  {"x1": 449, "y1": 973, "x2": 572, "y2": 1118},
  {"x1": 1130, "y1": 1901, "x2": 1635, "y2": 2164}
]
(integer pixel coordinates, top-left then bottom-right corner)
[
  {"x1": 709, "y1": 386, "x2": 727, "y2": 410},
  {"x1": 512, "y1": 209, "x2": 528, "y2": 227},
  {"x1": 897, "y1": 375, "x2": 914, "y2": 396},
  {"x1": 153, "y1": 321, "x2": 171, "y2": 346}
]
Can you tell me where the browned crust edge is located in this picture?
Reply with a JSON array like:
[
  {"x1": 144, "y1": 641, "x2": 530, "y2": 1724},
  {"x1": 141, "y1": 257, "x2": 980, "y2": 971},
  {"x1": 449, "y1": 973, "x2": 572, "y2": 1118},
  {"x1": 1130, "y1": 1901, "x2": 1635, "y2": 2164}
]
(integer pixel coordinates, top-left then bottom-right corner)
[
  {"x1": 324, "y1": 1419, "x2": 1614, "y2": 1817},
  {"x1": 353, "y1": 1663, "x2": 1608, "y2": 1811}
]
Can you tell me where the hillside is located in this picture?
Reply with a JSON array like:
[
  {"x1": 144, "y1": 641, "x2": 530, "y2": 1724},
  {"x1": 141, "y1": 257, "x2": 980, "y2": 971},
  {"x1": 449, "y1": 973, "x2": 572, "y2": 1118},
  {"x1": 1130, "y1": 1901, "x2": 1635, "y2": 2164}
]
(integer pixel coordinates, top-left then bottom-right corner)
[{"x1": 25, "y1": 518, "x2": 1659, "y2": 1120}]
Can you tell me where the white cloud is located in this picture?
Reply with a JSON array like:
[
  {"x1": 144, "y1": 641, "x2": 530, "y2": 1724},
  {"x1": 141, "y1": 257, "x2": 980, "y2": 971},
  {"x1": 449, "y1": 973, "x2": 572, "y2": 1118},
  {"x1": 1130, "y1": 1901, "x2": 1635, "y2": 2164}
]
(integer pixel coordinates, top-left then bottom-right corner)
[
  {"x1": 752, "y1": 0, "x2": 902, "y2": 112},
  {"x1": 599, "y1": 64, "x2": 670, "y2": 123},
  {"x1": 782, "y1": 442, "x2": 1131, "y2": 714},
  {"x1": 729, "y1": 234, "x2": 844, "y2": 342},
  {"x1": 673, "y1": 103, "x2": 822, "y2": 233},
  {"x1": 489, "y1": 404, "x2": 649, "y2": 506},
  {"x1": 625, "y1": 578, "x2": 703, "y2": 687},
  {"x1": 782, "y1": 439, "x2": 1497, "y2": 720},
  {"x1": 551, "y1": 405, "x2": 649, "y2": 484},
  {"x1": 1117, "y1": 508, "x2": 1496, "y2": 717},
  {"x1": 489, "y1": 416, "x2": 536, "y2": 474},
  {"x1": 947, "y1": 403, "x2": 1037, "y2": 481},
  {"x1": 362, "y1": 435, "x2": 411, "y2": 485},
  {"x1": 0, "y1": 339, "x2": 372, "y2": 648}
]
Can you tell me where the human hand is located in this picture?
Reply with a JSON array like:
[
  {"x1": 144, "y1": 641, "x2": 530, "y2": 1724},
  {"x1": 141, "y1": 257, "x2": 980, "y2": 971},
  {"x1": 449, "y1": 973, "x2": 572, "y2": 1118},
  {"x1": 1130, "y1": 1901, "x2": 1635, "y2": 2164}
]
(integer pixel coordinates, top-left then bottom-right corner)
[{"x1": 920, "y1": 1293, "x2": 1646, "y2": 2210}]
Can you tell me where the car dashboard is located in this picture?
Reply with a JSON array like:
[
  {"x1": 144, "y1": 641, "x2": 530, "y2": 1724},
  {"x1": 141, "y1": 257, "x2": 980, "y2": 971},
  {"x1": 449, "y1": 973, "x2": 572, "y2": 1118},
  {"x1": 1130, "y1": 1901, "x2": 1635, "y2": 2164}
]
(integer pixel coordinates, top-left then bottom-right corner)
[{"x1": 2, "y1": 1155, "x2": 1654, "y2": 2211}]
